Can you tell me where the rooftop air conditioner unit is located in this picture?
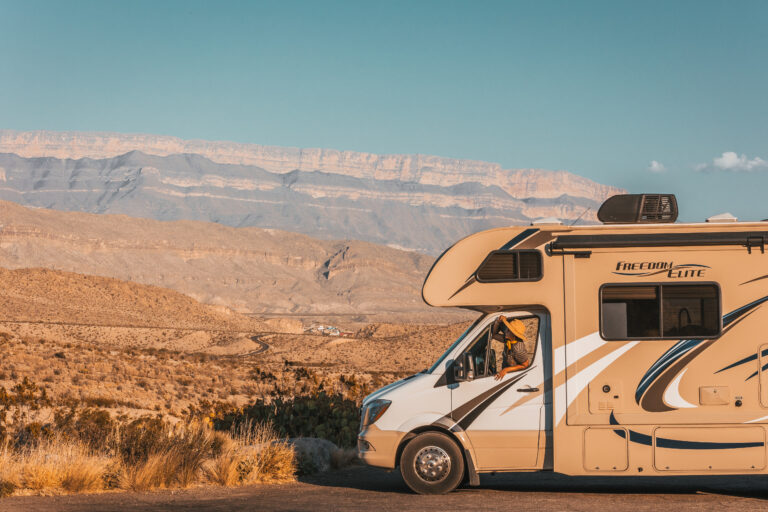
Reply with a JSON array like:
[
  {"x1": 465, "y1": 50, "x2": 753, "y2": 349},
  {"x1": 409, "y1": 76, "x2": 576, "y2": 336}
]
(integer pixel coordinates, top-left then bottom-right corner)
[{"x1": 597, "y1": 194, "x2": 678, "y2": 224}]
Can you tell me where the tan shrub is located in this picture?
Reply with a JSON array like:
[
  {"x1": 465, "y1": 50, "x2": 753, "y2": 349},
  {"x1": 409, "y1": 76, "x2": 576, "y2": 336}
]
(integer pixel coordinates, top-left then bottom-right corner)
[
  {"x1": 253, "y1": 441, "x2": 295, "y2": 483},
  {"x1": 61, "y1": 458, "x2": 107, "y2": 493},
  {"x1": 242, "y1": 422, "x2": 296, "y2": 484},
  {"x1": 204, "y1": 438, "x2": 241, "y2": 486},
  {"x1": 3, "y1": 440, "x2": 113, "y2": 494},
  {"x1": 122, "y1": 421, "x2": 220, "y2": 491},
  {"x1": 0, "y1": 416, "x2": 294, "y2": 497},
  {"x1": 123, "y1": 452, "x2": 172, "y2": 491},
  {"x1": 206, "y1": 421, "x2": 296, "y2": 486}
]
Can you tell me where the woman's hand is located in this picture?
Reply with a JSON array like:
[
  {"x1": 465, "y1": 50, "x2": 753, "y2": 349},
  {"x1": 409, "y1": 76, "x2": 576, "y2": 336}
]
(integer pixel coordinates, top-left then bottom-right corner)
[{"x1": 494, "y1": 368, "x2": 510, "y2": 381}]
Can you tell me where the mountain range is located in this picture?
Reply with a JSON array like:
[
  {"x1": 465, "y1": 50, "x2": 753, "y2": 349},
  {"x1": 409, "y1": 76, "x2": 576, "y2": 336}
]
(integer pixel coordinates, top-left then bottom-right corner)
[{"x1": 0, "y1": 130, "x2": 623, "y2": 254}]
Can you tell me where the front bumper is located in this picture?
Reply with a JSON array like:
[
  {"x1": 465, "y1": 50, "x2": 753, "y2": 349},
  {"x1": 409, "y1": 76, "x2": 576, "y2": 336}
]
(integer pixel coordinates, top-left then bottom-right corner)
[{"x1": 356, "y1": 425, "x2": 405, "y2": 469}]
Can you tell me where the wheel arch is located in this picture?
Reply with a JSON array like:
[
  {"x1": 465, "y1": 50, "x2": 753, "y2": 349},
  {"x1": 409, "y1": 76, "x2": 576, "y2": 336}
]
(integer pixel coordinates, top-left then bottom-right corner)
[
  {"x1": 396, "y1": 424, "x2": 480, "y2": 487},
  {"x1": 395, "y1": 424, "x2": 470, "y2": 466}
]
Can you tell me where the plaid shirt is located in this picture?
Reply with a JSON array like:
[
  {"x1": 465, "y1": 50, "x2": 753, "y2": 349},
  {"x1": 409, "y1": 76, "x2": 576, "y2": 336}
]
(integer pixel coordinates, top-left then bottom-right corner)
[{"x1": 504, "y1": 340, "x2": 528, "y2": 367}]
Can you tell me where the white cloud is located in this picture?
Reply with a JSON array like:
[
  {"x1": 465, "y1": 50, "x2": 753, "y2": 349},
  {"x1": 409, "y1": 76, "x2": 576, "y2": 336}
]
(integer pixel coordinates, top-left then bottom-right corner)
[
  {"x1": 647, "y1": 160, "x2": 666, "y2": 173},
  {"x1": 697, "y1": 151, "x2": 768, "y2": 172}
]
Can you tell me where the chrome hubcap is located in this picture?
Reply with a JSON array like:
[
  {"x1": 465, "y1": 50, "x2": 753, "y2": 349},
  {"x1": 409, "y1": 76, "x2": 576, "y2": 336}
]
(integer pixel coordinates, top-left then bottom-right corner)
[{"x1": 414, "y1": 446, "x2": 451, "y2": 482}]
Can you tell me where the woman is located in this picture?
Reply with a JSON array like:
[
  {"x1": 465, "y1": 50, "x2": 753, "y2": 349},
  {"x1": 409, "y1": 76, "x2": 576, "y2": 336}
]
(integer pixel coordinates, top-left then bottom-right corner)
[{"x1": 492, "y1": 316, "x2": 530, "y2": 380}]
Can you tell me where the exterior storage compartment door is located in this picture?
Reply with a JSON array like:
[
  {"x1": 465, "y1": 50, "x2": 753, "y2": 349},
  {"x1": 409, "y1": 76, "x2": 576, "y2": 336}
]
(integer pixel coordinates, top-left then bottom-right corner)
[
  {"x1": 583, "y1": 427, "x2": 628, "y2": 471},
  {"x1": 653, "y1": 427, "x2": 766, "y2": 471}
]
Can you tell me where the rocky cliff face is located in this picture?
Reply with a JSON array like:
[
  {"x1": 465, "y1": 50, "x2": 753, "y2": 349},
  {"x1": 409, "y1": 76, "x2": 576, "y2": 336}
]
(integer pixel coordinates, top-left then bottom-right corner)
[
  {"x1": 0, "y1": 129, "x2": 622, "y2": 202},
  {"x1": 0, "y1": 131, "x2": 622, "y2": 253}
]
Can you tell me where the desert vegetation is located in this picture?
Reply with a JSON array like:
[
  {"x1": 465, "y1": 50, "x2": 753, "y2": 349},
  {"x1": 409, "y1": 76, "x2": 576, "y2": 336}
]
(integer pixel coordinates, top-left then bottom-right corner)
[
  {"x1": 0, "y1": 379, "x2": 298, "y2": 496},
  {"x1": 0, "y1": 416, "x2": 295, "y2": 497},
  {"x1": 0, "y1": 368, "x2": 369, "y2": 497},
  {"x1": 0, "y1": 318, "x2": 469, "y2": 497}
]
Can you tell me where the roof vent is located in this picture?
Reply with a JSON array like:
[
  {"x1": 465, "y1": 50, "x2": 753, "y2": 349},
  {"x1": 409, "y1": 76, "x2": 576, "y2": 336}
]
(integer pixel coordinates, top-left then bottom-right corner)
[
  {"x1": 531, "y1": 217, "x2": 562, "y2": 226},
  {"x1": 706, "y1": 212, "x2": 738, "y2": 223},
  {"x1": 597, "y1": 194, "x2": 678, "y2": 224}
]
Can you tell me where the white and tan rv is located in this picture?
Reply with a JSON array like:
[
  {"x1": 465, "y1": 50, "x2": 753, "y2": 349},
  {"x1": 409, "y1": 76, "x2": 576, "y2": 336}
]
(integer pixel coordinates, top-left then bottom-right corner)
[{"x1": 357, "y1": 194, "x2": 768, "y2": 494}]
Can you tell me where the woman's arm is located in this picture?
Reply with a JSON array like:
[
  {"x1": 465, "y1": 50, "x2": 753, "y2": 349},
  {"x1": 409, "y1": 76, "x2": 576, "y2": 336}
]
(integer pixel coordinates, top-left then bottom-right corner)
[{"x1": 494, "y1": 359, "x2": 530, "y2": 380}]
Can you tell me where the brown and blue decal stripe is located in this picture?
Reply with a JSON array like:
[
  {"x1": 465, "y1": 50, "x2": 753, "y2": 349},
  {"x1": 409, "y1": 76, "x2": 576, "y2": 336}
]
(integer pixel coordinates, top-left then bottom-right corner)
[
  {"x1": 635, "y1": 295, "x2": 768, "y2": 407},
  {"x1": 435, "y1": 368, "x2": 532, "y2": 431},
  {"x1": 610, "y1": 412, "x2": 764, "y2": 449}
]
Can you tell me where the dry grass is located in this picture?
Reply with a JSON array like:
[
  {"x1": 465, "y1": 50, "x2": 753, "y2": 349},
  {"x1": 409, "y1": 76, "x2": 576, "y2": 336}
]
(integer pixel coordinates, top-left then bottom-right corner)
[
  {"x1": 122, "y1": 421, "x2": 220, "y2": 491},
  {"x1": 205, "y1": 437, "x2": 241, "y2": 486},
  {"x1": 205, "y1": 421, "x2": 295, "y2": 486},
  {"x1": 253, "y1": 442, "x2": 296, "y2": 483},
  {"x1": 0, "y1": 422, "x2": 296, "y2": 497},
  {"x1": 0, "y1": 440, "x2": 113, "y2": 494},
  {"x1": 123, "y1": 452, "x2": 171, "y2": 491}
]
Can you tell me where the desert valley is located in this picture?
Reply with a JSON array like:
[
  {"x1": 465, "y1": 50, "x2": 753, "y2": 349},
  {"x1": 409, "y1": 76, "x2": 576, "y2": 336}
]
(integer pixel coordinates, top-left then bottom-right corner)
[{"x1": 3, "y1": 3, "x2": 766, "y2": 508}]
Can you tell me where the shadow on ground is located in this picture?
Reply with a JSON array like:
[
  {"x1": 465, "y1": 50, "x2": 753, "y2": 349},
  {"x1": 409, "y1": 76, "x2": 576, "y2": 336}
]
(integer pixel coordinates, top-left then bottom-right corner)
[
  {"x1": 302, "y1": 465, "x2": 768, "y2": 501},
  {"x1": 5, "y1": 465, "x2": 768, "y2": 512}
]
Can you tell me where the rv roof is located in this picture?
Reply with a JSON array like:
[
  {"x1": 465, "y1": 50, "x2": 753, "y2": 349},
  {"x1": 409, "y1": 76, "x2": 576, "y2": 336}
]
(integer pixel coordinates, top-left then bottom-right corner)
[{"x1": 543, "y1": 219, "x2": 768, "y2": 234}]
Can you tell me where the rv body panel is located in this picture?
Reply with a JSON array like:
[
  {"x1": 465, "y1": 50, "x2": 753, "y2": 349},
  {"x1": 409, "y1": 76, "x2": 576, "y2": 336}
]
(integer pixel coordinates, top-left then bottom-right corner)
[{"x1": 361, "y1": 220, "x2": 768, "y2": 480}]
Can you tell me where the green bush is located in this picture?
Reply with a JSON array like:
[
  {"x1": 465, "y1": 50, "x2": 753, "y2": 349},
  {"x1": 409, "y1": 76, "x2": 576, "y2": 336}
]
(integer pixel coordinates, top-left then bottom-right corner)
[
  {"x1": 0, "y1": 480, "x2": 16, "y2": 498},
  {"x1": 214, "y1": 392, "x2": 360, "y2": 448},
  {"x1": 13, "y1": 421, "x2": 54, "y2": 447},
  {"x1": 118, "y1": 417, "x2": 168, "y2": 465},
  {"x1": 54, "y1": 408, "x2": 117, "y2": 450}
]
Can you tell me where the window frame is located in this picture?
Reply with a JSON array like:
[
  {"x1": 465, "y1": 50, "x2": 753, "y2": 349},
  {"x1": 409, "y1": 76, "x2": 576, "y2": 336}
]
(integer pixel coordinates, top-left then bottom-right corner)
[
  {"x1": 598, "y1": 281, "x2": 722, "y2": 341},
  {"x1": 475, "y1": 249, "x2": 544, "y2": 283}
]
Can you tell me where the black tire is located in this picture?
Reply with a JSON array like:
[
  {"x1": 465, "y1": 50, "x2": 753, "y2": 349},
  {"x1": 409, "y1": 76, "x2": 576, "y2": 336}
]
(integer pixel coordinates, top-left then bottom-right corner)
[{"x1": 400, "y1": 432, "x2": 465, "y2": 495}]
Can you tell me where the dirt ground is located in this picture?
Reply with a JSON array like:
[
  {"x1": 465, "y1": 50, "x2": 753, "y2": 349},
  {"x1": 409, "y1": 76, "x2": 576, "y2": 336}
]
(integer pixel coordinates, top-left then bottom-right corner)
[{"x1": 4, "y1": 465, "x2": 768, "y2": 511}]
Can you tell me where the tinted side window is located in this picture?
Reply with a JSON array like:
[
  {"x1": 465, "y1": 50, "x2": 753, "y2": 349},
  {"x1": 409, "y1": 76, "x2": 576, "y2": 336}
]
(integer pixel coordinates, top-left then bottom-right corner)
[
  {"x1": 662, "y1": 285, "x2": 719, "y2": 337},
  {"x1": 601, "y1": 284, "x2": 720, "y2": 340},
  {"x1": 601, "y1": 285, "x2": 660, "y2": 339},
  {"x1": 476, "y1": 250, "x2": 542, "y2": 282}
]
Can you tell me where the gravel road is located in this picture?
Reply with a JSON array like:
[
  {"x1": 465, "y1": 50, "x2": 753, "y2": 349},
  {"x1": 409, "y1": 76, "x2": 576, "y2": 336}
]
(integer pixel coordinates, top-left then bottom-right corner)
[{"x1": 5, "y1": 466, "x2": 768, "y2": 511}]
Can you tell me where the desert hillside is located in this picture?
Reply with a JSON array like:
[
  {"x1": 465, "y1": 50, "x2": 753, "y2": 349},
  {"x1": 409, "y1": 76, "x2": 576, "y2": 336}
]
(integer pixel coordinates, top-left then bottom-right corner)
[
  {"x1": 0, "y1": 200, "x2": 469, "y2": 322},
  {"x1": 0, "y1": 267, "x2": 262, "y2": 331},
  {"x1": 0, "y1": 130, "x2": 624, "y2": 253}
]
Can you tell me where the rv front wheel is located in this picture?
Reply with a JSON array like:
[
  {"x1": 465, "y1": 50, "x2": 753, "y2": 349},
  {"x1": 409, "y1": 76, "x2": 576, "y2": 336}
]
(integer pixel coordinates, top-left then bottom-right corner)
[{"x1": 400, "y1": 432, "x2": 465, "y2": 494}]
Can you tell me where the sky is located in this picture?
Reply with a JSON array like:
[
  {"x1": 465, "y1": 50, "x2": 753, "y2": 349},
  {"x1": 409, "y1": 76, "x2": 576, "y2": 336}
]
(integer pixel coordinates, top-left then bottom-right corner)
[{"x1": 1, "y1": 0, "x2": 767, "y2": 222}]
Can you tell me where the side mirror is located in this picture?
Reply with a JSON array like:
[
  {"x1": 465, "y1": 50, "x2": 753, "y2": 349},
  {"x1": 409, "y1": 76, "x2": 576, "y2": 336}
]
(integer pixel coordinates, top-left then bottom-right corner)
[{"x1": 453, "y1": 353, "x2": 475, "y2": 382}]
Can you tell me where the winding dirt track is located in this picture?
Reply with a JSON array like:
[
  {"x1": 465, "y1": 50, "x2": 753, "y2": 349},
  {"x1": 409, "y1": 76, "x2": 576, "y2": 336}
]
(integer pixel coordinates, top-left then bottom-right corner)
[
  {"x1": 5, "y1": 466, "x2": 768, "y2": 511},
  {"x1": 246, "y1": 334, "x2": 270, "y2": 355}
]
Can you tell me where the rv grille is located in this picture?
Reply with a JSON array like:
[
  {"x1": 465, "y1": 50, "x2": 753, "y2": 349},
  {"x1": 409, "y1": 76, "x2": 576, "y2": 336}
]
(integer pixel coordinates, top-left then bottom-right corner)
[
  {"x1": 640, "y1": 195, "x2": 675, "y2": 222},
  {"x1": 476, "y1": 250, "x2": 542, "y2": 282}
]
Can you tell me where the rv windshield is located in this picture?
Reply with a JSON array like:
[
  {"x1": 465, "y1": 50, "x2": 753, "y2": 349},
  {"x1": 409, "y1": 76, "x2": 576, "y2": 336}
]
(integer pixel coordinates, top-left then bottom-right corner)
[{"x1": 427, "y1": 314, "x2": 486, "y2": 374}]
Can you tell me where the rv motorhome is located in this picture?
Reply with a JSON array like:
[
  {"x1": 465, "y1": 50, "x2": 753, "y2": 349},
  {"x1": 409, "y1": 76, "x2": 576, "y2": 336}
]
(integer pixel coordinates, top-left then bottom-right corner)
[{"x1": 357, "y1": 194, "x2": 768, "y2": 494}]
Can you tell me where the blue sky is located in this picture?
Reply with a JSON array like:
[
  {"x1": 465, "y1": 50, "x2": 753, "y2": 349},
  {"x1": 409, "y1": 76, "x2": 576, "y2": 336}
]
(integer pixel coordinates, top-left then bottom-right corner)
[{"x1": 1, "y1": 0, "x2": 767, "y2": 221}]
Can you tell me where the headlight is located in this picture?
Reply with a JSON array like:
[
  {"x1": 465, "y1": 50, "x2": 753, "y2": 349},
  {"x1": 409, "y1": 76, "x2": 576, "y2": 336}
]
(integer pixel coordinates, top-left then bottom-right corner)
[{"x1": 360, "y1": 399, "x2": 391, "y2": 429}]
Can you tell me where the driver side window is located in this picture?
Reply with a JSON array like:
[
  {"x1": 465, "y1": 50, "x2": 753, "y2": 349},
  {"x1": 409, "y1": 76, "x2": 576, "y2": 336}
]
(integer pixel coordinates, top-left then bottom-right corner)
[{"x1": 460, "y1": 315, "x2": 541, "y2": 379}]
